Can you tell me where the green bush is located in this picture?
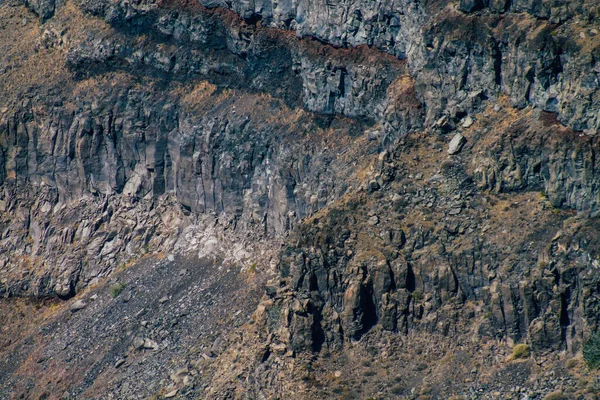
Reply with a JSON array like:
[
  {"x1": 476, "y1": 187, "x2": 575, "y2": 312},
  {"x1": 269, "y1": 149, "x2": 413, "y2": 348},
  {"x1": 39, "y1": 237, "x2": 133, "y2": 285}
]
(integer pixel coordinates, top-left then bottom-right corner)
[
  {"x1": 510, "y1": 344, "x2": 531, "y2": 360},
  {"x1": 110, "y1": 282, "x2": 126, "y2": 298},
  {"x1": 583, "y1": 333, "x2": 600, "y2": 370}
]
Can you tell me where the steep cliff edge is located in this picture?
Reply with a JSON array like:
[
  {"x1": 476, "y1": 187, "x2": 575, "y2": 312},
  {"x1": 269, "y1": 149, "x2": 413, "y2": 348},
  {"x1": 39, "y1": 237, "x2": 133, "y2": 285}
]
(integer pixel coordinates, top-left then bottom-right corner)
[{"x1": 2, "y1": 0, "x2": 600, "y2": 398}]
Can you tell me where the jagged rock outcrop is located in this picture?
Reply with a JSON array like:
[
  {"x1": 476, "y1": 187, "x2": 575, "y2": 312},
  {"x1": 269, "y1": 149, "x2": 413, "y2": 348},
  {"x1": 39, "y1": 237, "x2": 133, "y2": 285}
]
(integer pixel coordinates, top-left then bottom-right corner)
[
  {"x1": 2, "y1": 0, "x2": 600, "y2": 347},
  {"x1": 19, "y1": 0, "x2": 600, "y2": 134},
  {"x1": 0, "y1": 79, "x2": 379, "y2": 296},
  {"x1": 245, "y1": 107, "x2": 600, "y2": 365},
  {"x1": 2, "y1": 0, "x2": 600, "y2": 397},
  {"x1": 1, "y1": 0, "x2": 426, "y2": 297},
  {"x1": 471, "y1": 111, "x2": 600, "y2": 213}
]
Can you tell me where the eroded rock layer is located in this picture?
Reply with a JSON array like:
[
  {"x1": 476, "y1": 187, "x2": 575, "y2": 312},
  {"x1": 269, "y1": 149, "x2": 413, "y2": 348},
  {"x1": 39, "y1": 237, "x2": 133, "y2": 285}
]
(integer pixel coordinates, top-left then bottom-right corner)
[{"x1": 1, "y1": 0, "x2": 600, "y2": 398}]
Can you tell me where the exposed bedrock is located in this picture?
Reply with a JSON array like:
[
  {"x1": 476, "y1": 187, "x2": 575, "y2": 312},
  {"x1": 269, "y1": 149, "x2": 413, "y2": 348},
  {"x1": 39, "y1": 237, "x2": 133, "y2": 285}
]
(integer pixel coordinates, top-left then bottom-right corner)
[
  {"x1": 0, "y1": 79, "x2": 382, "y2": 297},
  {"x1": 69, "y1": 0, "x2": 600, "y2": 132},
  {"x1": 251, "y1": 134, "x2": 600, "y2": 364},
  {"x1": 18, "y1": 0, "x2": 600, "y2": 132},
  {"x1": 2, "y1": 0, "x2": 600, "y2": 397},
  {"x1": 2, "y1": 0, "x2": 600, "y2": 306},
  {"x1": 0, "y1": 0, "x2": 425, "y2": 297}
]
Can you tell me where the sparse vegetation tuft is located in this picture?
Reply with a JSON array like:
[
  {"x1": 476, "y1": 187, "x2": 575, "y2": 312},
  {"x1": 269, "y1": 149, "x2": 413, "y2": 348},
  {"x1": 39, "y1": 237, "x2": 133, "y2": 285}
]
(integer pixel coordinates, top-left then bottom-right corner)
[
  {"x1": 543, "y1": 391, "x2": 567, "y2": 400},
  {"x1": 583, "y1": 333, "x2": 600, "y2": 370},
  {"x1": 509, "y1": 343, "x2": 531, "y2": 360},
  {"x1": 565, "y1": 358, "x2": 579, "y2": 369},
  {"x1": 249, "y1": 262, "x2": 257, "y2": 273},
  {"x1": 110, "y1": 282, "x2": 127, "y2": 298},
  {"x1": 390, "y1": 384, "x2": 405, "y2": 395}
]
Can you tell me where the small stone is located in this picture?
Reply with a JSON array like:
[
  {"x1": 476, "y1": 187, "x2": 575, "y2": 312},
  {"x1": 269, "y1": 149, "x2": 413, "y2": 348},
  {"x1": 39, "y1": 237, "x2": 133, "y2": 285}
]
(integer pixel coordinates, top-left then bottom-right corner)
[
  {"x1": 334, "y1": 371, "x2": 342, "y2": 378},
  {"x1": 448, "y1": 133, "x2": 467, "y2": 155},
  {"x1": 165, "y1": 389, "x2": 178, "y2": 398},
  {"x1": 167, "y1": 254, "x2": 175, "y2": 262},
  {"x1": 448, "y1": 207, "x2": 462, "y2": 216},
  {"x1": 461, "y1": 116, "x2": 473, "y2": 128},
  {"x1": 436, "y1": 115, "x2": 449, "y2": 128},
  {"x1": 270, "y1": 343, "x2": 286, "y2": 353},
  {"x1": 115, "y1": 359, "x2": 126, "y2": 368},
  {"x1": 368, "y1": 215, "x2": 379, "y2": 226},
  {"x1": 121, "y1": 291, "x2": 132, "y2": 303},
  {"x1": 70, "y1": 300, "x2": 87, "y2": 312},
  {"x1": 367, "y1": 129, "x2": 380, "y2": 140},
  {"x1": 159, "y1": 296, "x2": 169, "y2": 304},
  {"x1": 552, "y1": 231, "x2": 562, "y2": 241},
  {"x1": 144, "y1": 338, "x2": 159, "y2": 350},
  {"x1": 265, "y1": 283, "x2": 278, "y2": 297},
  {"x1": 133, "y1": 337, "x2": 145, "y2": 350},
  {"x1": 368, "y1": 179, "x2": 380, "y2": 192},
  {"x1": 170, "y1": 367, "x2": 190, "y2": 384},
  {"x1": 40, "y1": 202, "x2": 52, "y2": 213}
]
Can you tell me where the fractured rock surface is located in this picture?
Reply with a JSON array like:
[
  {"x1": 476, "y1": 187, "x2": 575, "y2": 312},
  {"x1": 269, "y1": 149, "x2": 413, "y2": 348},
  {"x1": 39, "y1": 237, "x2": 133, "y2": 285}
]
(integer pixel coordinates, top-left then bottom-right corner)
[{"x1": 2, "y1": 0, "x2": 600, "y2": 398}]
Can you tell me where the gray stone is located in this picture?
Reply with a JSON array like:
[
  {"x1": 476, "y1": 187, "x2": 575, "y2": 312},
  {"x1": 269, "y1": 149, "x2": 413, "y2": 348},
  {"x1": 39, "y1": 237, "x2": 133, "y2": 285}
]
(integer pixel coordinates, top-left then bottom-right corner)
[
  {"x1": 462, "y1": 116, "x2": 474, "y2": 128},
  {"x1": 121, "y1": 291, "x2": 132, "y2": 303},
  {"x1": 448, "y1": 134, "x2": 467, "y2": 155},
  {"x1": 368, "y1": 180, "x2": 380, "y2": 192},
  {"x1": 133, "y1": 337, "x2": 145, "y2": 350},
  {"x1": 70, "y1": 300, "x2": 87, "y2": 312},
  {"x1": 143, "y1": 339, "x2": 160, "y2": 350}
]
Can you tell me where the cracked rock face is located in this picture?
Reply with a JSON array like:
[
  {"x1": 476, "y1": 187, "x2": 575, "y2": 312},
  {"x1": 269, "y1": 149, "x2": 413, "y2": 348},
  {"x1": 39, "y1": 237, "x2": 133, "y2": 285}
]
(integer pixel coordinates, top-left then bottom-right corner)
[
  {"x1": 0, "y1": 79, "x2": 376, "y2": 296},
  {"x1": 2, "y1": 0, "x2": 600, "y2": 398},
  {"x1": 20, "y1": 0, "x2": 600, "y2": 133},
  {"x1": 1, "y1": 0, "x2": 421, "y2": 298}
]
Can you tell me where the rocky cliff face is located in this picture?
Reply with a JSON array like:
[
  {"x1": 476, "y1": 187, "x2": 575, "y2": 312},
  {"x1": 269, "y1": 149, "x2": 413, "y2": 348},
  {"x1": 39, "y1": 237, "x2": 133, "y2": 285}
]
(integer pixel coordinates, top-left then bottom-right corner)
[
  {"x1": 254, "y1": 115, "x2": 600, "y2": 356},
  {"x1": 2, "y1": 0, "x2": 600, "y2": 398},
  {"x1": 202, "y1": 103, "x2": 600, "y2": 399},
  {"x1": 1, "y1": 0, "x2": 416, "y2": 297}
]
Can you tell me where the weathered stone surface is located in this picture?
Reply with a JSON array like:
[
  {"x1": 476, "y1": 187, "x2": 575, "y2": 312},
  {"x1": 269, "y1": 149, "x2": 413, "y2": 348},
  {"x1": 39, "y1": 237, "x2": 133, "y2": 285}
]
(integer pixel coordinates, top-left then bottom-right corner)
[
  {"x1": 69, "y1": 300, "x2": 87, "y2": 312},
  {"x1": 448, "y1": 133, "x2": 467, "y2": 155},
  {"x1": 2, "y1": 0, "x2": 600, "y2": 398}
]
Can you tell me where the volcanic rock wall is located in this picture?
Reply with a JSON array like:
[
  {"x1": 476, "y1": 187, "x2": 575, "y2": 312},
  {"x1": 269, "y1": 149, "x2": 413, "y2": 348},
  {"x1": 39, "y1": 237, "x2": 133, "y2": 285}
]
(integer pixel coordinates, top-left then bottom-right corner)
[{"x1": 2, "y1": 0, "x2": 600, "y2": 362}]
